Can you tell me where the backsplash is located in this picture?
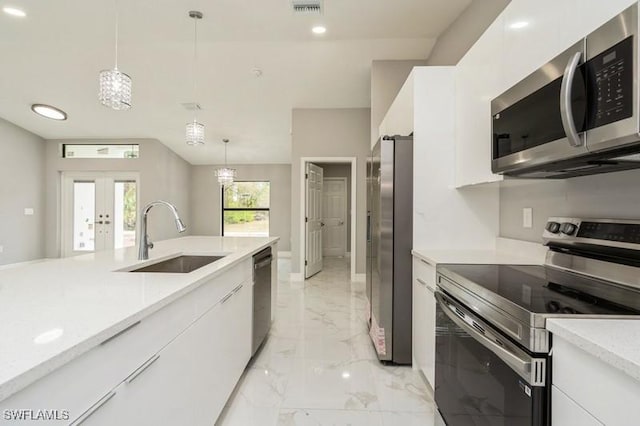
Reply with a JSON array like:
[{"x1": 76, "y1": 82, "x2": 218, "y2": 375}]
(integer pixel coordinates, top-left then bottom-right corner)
[{"x1": 500, "y1": 168, "x2": 640, "y2": 243}]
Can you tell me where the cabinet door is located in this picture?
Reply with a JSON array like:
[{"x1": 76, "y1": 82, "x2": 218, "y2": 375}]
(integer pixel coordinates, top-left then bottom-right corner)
[
  {"x1": 84, "y1": 281, "x2": 252, "y2": 426},
  {"x1": 552, "y1": 385, "x2": 603, "y2": 426},
  {"x1": 413, "y1": 258, "x2": 437, "y2": 388},
  {"x1": 423, "y1": 284, "x2": 436, "y2": 388},
  {"x1": 82, "y1": 305, "x2": 210, "y2": 426},
  {"x1": 193, "y1": 280, "x2": 252, "y2": 425},
  {"x1": 412, "y1": 265, "x2": 427, "y2": 372}
]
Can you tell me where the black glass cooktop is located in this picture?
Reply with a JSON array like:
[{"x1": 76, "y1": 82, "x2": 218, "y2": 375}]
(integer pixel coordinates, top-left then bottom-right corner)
[{"x1": 440, "y1": 264, "x2": 640, "y2": 316}]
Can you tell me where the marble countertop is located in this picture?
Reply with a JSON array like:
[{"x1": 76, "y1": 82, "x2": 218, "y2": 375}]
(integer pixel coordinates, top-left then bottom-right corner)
[
  {"x1": 412, "y1": 237, "x2": 548, "y2": 266},
  {"x1": 0, "y1": 236, "x2": 278, "y2": 402},
  {"x1": 547, "y1": 318, "x2": 640, "y2": 383}
]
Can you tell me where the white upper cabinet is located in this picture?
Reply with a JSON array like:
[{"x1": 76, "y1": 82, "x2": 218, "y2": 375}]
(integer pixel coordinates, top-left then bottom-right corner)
[
  {"x1": 454, "y1": 0, "x2": 636, "y2": 188},
  {"x1": 455, "y1": 14, "x2": 505, "y2": 187}
]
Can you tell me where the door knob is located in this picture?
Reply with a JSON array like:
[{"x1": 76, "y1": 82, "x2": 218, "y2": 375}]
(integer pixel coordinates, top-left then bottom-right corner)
[
  {"x1": 320, "y1": 222, "x2": 325, "y2": 227},
  {"x1": 95, "y1": 220, "x2": 104, "y2": 225}
]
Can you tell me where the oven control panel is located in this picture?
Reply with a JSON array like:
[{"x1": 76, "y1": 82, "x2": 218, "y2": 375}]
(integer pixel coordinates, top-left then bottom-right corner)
[{"x1": 543, "y1": 217, "x2": 640, "y2": 246}]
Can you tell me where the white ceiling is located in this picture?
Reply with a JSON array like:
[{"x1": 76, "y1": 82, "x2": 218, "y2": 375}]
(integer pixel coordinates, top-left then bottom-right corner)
[{"x1": 0, "y1": 0, "x2": 471, "y2": 164}]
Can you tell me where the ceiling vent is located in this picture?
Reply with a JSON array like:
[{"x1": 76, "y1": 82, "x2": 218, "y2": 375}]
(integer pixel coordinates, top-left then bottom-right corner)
[
  {"x1": 181, "y1": 102, "x2": 202, "y2": 111},
  {"x1": 292, "y1": 0, "x2": 323, "y2": 15}
]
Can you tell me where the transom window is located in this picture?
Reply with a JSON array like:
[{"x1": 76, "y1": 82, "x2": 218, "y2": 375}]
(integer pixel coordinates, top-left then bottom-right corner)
[
  {"x1": 222, "y1": 181, "x2": 270, "y2": 237},
  {"x1": 62, "y1": 144, "x2": 139, "y2": 159}
]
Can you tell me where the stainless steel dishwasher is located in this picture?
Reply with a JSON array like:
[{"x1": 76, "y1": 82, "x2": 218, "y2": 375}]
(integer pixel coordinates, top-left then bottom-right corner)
[{"x1": 252, "y1": 247, "x2": 272, "y2": 355}]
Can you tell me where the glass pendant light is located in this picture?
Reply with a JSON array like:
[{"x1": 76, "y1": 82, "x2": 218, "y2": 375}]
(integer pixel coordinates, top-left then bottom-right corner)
[
  {"x1": 99, "y1": 1, "x2": 132, "y2": 110},
  {"x1": 215, "y1": 139, "x2": 237, "y2": 185},
  {"x1": 186, "y1": 10, "x2": 205, "y2": 145}
]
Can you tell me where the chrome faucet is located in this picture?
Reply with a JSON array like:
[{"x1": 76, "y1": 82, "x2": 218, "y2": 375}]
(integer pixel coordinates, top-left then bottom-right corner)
[{"x1": 138, "y1": 200, "x2": 187, "y2": 260}]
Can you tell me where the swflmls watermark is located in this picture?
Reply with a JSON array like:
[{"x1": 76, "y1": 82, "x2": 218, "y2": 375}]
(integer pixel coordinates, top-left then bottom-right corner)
[{"x1": 3, "y1": 409, "x2": 70, "y2": 421}]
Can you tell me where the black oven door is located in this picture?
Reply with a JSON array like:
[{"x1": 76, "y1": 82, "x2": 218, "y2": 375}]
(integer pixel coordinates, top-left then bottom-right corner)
[{"x1": 434, "y1": 291, "x2": 548, "y2": 426}]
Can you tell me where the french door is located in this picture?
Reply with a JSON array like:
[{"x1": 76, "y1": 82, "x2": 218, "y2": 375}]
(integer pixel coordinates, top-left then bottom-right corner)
[{"x1": 62, "y1": 172, "x2": 139, "y2": 257}]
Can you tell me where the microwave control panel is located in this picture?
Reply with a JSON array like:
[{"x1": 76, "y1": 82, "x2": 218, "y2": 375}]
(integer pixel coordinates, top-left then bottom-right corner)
[{"x1": 586, "y1": 35, "x2": 634, "y2": 129}]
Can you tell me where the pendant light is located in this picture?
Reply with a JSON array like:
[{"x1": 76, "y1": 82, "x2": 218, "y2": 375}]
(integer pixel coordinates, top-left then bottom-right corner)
[
  {"x1": 186, "y1": 10, "x2": 205, "y2": 145},
  {"x1": 99, "y1": 1, "x2": 132, "y2": 110},
  {"x1": 215, "y1": 139, "x2": 237, "y2": 185}
]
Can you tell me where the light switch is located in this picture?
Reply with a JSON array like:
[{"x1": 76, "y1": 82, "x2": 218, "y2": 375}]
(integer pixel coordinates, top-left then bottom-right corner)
[
  {"x1": 24, "y1": 208, "x2": 34, "y2": 216},
  {"x1": 0, "y1": 245, "x2": 4, "y2": 253},
  {"x1": 523, "y1": 208, "x2": 533, "y2": 229}
]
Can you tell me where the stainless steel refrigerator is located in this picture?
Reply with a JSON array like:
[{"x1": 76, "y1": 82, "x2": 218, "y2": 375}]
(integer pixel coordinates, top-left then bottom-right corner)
[{"x1": 366, "y1": 135, "x2": 413, "y2": 364}]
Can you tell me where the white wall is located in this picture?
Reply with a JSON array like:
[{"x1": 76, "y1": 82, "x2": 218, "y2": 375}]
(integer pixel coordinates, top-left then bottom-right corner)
[
  {"x1": 44, "y1": 139, "x2": 191, "y2": 258},
  {"x1": 371, "y1": 60, "x2": 427, "y2": 145},
  {"x1": 291, "y1": 108, "x2": 370, "y2": 275},
  {"x1": 0, "y1": 118, "x2": 46, "y2": 265},
  {"x1": 190, "y1": 164, "x2": 292, "y2": 251},
  {"x1": 426, "y1": 0, "x2": 511, "y2": 66}
]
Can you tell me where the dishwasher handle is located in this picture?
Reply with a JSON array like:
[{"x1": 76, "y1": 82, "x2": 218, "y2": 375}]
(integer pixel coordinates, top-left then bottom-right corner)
[{"x1": 254, "y1": 256, "x2": 272, "y2": 270}]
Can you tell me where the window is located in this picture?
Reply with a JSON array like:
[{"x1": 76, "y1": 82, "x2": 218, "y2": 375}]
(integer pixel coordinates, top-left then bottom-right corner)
[
  {"x1": 222, "y1": 181, "x2": 270, "y2": 237},
  {"x1": 62, "y1": 144, "x2": 139, "y2": 159}
]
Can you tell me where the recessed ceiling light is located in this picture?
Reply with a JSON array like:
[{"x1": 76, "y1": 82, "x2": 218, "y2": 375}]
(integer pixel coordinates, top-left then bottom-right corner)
[
  {"x1": 312, "y1": 26, "x2": 326, "y2": 35},
  {"x1": 31, "y1": 104, "x2": 68, "y2": 121},
  {"x1": 3, "y1": 6, "x2": 26, "y2": 17},
  {"x1": 509, "y1": 21, "x2": 529, "y2": 30}
]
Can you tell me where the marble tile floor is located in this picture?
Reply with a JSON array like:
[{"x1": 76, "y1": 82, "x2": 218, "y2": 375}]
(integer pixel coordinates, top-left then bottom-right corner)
[{"x1": 216, "y1": 257, "x2": 436, "y2": 426}]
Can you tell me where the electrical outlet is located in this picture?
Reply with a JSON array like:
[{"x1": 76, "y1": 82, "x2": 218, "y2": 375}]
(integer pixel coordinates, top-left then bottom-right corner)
[
  {"x1": 523, "y1": 208, "x2": 533, "y2": 229},
  {"x1": 24, "y1": 208, "x2": 34, "y2": 216}
]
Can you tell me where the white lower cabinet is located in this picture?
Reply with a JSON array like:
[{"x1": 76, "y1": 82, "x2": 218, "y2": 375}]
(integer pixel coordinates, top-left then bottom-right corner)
[
  {"x1": 552, "y1": 385, "x2": 603, "y2": 426},
  {"x1": 552, "y1": 335, "x2": 640, "y2": 426},
  {"x1": 412, "y1": 256, "x2": 436, "y2": 388},
  {"x1": 82, "y1": 281, "x2": 252, "y2": 426}
]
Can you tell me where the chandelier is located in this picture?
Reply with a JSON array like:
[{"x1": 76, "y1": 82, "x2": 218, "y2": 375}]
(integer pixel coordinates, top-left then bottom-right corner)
[
  {"x1": 99, "y1": 1, "x2": 132, "y2": 110},
  {"x1": 215, "y1": 139, "x2": 237, "y2": 185},
  {"x1": 185, "y1": 10, "x2": 205, "y2": 145}
]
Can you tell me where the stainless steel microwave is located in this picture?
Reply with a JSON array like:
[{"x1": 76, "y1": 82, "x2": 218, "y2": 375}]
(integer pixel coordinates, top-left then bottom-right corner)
[{"x1": 491, "y1": 3, "x2": 640, "y2": 178}]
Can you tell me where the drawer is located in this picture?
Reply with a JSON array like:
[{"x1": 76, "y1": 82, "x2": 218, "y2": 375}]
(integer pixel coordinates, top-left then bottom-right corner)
[
  {"x1": 0, "y1": 260, "x2": 253, "y2": 424},
  {"x1": 552, "y1": 385, "x2": 603, "y2": 426},
  {"x1": 192, "y1": 260, "x2": 251, "y2": 318},
  {"x1": 553, "y1": 336, "x2": 640, "y2": 426}
]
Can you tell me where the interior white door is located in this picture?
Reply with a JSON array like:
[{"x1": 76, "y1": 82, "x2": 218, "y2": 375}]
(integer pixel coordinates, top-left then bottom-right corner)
[
  {"x1": 62, "y1": 172, "x2": 138, "y2": 257},
  {"x1": 322, "y1": 177, "x2": 347, "y2": 257},
  {"x1": 305, "y1": 163, "x2": 323, "y2": 278}
]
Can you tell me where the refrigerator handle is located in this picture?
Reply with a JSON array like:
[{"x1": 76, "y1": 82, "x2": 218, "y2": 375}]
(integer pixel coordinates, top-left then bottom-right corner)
[{"x1": 366, "y1": 211, "x2": 371, "y2": 242}]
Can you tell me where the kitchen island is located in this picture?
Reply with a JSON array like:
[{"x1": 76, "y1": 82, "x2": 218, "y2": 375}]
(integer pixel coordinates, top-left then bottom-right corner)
[{"x1": 0, "y1": 236, "x2": 277, "y2": 425}]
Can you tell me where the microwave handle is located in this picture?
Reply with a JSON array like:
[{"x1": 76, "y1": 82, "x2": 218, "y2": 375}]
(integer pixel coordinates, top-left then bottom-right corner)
[{"x1": 560, "y1": 51, "x2": 585, "y2": 148}]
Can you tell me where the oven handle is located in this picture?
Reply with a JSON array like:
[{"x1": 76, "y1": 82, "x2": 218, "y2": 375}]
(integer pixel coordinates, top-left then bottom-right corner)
[
  {"x1": 435, "y1": 291, "x2": 546, "y2": 387},
  {"x1": 560, "y1": 51, "x2": 584, "y2": 148}
]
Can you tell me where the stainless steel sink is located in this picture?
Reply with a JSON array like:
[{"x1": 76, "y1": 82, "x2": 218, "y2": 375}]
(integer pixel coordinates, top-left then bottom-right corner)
[{"x1": 129, "y1": 255, "x2": 225, "y2": 273}]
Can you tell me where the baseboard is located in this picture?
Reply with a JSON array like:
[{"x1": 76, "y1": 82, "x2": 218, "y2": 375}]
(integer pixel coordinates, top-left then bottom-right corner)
[
  {"x1": 351, "y1": 273, "x2": 365, "y2": 282},
  {"x1": 289, "y1": 273, "x2": 304, "y2": 281},
  {"x1": 278, "y1": 251, "x2": 291, "y2": 258}
]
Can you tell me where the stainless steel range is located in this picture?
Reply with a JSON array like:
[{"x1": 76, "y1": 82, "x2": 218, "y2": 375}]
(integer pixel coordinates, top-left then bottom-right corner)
[{"x1": 434, "y1": 217, "x2": 640, "y2": 426}]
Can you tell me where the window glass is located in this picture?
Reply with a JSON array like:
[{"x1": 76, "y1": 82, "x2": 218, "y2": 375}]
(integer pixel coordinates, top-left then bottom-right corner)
[
  {"x1": 63, "y1": 144, "x2": 139, "y2": 159},
  {"x1": 222, "y1": 182, "x2": 270, "y2": 237}
]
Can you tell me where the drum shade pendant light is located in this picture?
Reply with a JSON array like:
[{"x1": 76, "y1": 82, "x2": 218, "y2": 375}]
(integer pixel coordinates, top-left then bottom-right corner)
[
  {"x1": 186, "y1": 10, "x2": 205, "y2": 145},
  {"x1": 99, "y1": 1, "x2": 132, "y2": 110},
  {"x1": 215, "y1": 139, "x2": 237, "y2": 185}
]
